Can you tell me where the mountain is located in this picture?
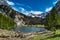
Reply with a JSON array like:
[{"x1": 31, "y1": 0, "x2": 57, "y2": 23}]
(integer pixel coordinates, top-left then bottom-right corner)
[
  {"x1": 0, "y1": 0, "x2": 44, "y2": 26},
  {"x1": 28, "y1": 13, "x2": 46, "y2": 18},
  {"x1": 0, "y1": 5, "x2": 26, "y2": 25},
  {"x1": 0, "y1": 0, "x2": 26, "y2": 26}
]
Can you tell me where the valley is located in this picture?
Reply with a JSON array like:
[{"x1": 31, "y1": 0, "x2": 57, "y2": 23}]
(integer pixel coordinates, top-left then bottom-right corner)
[{"x1": 0, "y1": 0, "x2": 60, "y2": 40}]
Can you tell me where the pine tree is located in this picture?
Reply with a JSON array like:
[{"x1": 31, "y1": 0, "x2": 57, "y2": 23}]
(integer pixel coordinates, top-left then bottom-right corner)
[{"x1": 46, "y1": 7, "x2": 58, "y2": 34}]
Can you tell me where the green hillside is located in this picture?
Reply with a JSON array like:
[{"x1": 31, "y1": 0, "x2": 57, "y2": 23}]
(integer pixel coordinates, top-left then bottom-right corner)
[
  {"x1": 0, "y1": 13, "x2": 16, "y2": 30},
  {"x1": 57, "y1": 16, "x2": 60, "y2": 25}
]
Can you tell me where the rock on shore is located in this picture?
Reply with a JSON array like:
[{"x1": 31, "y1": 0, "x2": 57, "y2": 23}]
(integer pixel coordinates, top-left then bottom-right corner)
[{"x1": 0, "y1": 29, "x2": 21, "y2": 38}]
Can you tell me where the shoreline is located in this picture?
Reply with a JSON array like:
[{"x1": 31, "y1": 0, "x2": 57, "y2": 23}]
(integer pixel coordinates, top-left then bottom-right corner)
[
  {"x1": 16, "y1": 25, "x2": 46, "y2": 28},
  {"x1": 0, "y1": 29, "x2": 51, "y2": 40}
]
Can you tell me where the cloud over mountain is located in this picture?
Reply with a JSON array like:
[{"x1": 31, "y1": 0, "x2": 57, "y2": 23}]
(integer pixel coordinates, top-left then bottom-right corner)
[
  {"x1": 6, "y1": 0, "x2": 15, "y2": 5},
  {"x1": 45, "y1": 7, "x2": 53, "y2": 12}
]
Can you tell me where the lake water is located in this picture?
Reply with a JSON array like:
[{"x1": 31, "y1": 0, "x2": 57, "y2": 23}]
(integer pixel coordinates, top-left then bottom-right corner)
[{"x1": 13, "y1": 26, "x2": 46, "y2": 33}]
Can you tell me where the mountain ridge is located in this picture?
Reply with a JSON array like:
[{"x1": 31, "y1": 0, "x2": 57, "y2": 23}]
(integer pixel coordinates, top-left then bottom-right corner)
[{"x1": 0, "y1": 0, "x2": 44, "y2": 26}]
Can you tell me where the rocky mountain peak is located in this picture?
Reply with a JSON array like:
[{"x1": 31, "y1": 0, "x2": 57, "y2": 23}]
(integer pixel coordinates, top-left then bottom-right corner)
[{"x1": 0, "y1": 0, "x2": 9, "y2": 5}]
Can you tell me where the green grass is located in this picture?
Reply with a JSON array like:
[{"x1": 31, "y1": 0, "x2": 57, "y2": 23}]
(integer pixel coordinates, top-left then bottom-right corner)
[
  {"x1": 29, "y1": 30, "x2": 60, "y2": 40},
  {"x1": 0, "y1": 13, "x2": 16, "y2": 30}
]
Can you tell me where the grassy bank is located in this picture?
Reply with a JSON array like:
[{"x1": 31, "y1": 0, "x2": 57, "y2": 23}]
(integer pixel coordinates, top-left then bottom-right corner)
[{"x1": 29, "y1": 30, "x2": 60, "y2": 40}]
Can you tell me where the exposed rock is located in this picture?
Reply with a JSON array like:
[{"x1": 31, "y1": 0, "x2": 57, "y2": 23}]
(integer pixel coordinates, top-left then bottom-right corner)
[{"x1": 0, "y1": 29, "x2": 21, "y2": 38}]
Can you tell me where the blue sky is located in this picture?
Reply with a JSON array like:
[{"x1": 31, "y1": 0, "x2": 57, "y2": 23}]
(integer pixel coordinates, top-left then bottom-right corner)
[{"x1": 6, "y1": 0, "x2": 58, "y2": 15}]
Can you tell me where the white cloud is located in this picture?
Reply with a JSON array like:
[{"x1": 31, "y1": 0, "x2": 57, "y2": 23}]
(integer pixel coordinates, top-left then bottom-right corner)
[
  {"x1": 12, "y1": 7, "x2": 43, "y2": 15},
  {"x1": 53, "y1": 0, "x2": 58, "y2": 5},
  {"x1": 27, "y1": 11, "x2": 43, "y2": 17},
  {"x1": 12, "y1": 7, "x2": 19, "y2": 11},
  {"x1": 45, "y1": 7, "x2": 53, "y2": 12},
  {"x1": 6, "y1": 0, "x2": 15, "y2": 5},
  {"x1": 19, "y1": 7, "x2": 43, "y2": 15},
  {"x1": 19, "y1": 7, "x2": 25, "y2": 12},
  {"x1": 18, "y1": 7, "x2": 29, "y2": 15},
  {"x1": 30, "y1": 11, "x2": 43, "y2": 14}
]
